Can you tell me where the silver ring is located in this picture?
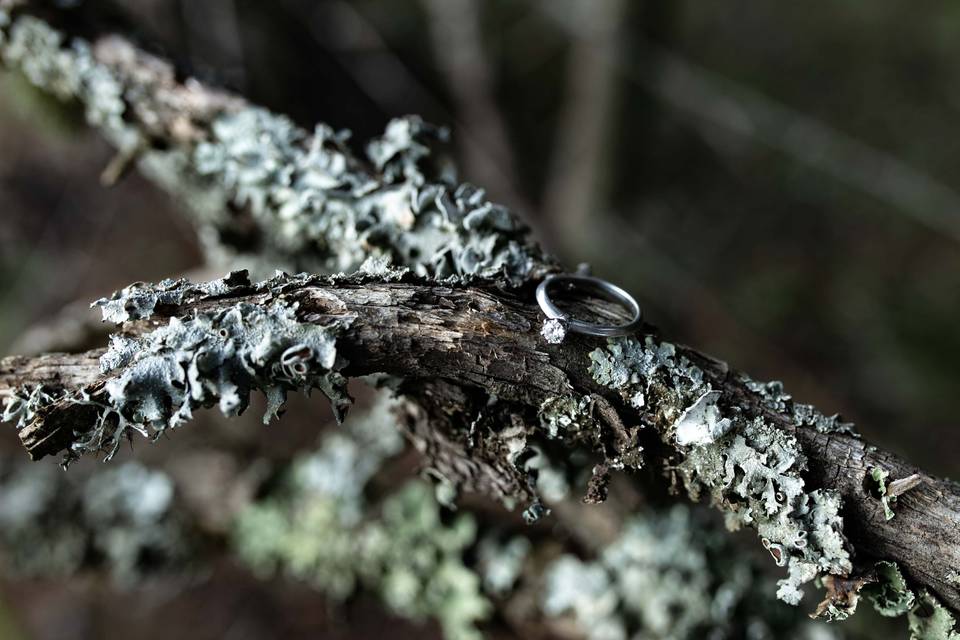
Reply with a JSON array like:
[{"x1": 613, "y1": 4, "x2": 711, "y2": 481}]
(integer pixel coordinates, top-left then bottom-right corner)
[{"x1": 536, "y1": 274, "x2": 642, "y2": 340}]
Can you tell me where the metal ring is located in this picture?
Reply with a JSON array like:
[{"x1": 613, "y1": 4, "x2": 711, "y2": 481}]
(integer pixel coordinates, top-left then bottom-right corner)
[{"x1": 536, "y1": 274, "x2": 642, "y2": 338}]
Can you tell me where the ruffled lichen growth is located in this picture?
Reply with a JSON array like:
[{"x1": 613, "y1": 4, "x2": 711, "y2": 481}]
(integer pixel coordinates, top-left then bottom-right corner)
[
  {"x1": 587, "y1": 337, "x2": 852, "y2": 607},
  {"x1": 744, "y1": 378, "x2": 858, "y2": 437},
  {"x1": 535, "y1": 393, "x2": 643, "y2": 506},
  {"x1": 0, "y1": 458, "x2": 189, "y2": 583},
  {"x1": 3, "y1": 271, "x2": 352, "y2": 464},
  {"x1": 233, "y1": 396, "x2": 490, "y2": 640},
  {"x1": 93, "y1": 269, "x2": 254, "y2": 324},
  {"x1": 0, "y1": 10, "x2": 552, "y2": 282},
  {"x1": 908, "y1": 592, "x2": 960, "y2": 640},
  {"x1": 866, "y1": 562, "x2": 917, "y2": 619},
  {"x1": 859, "y1": 562, "x2": 960, "y2": 640},
  {"x1": 193, "y1": 109, "x2": 545, "y2": 282},
  {"x1": 540, "y1": 505, "x2": 834, "y2": 640}
]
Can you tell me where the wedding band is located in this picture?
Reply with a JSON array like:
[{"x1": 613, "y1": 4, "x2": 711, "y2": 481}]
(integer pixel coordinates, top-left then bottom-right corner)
[{"x1": 536, "y1": 274, "x2": 642, "y2": 338}]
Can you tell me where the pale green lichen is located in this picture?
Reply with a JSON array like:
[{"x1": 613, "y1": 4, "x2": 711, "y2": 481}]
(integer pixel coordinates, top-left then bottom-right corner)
[
  {"x1": 540, "y1": 505, "x2": 834, "y2": 640},
  {"x1": 865, "y1": 467, "x2": 923, "y2": 522},
  {"x1": 588, "y1": 337, "x2": 851, "y2": 606},
  {"x1": 3, "y1": 272, "x2": 353, "y2": 464},
  {"x1": 476, "y1": 536, "x2": 530, "y2": 596},
  {"x1": 674, "y1": 389, "x2": 734, "y2": 446},
  {"x1": 866, "y1": 561, "x2": 917, "y2": 618},
  {"x1": 192, "y1": 108, "x2": 544, "y2": 282},
  {"x1": 745, "y1": 379, "x2": 858, "y2": 437},
  {"x1": 0, "y1": 459, "x2": 189, "y2": 583},
  {"x1": 868, "y1": 467, "x2": 898, "y2": 521},
  {"x1": 0, "y1": 12, "x2": 553, "y2": 282},
  {"x1": 93, "y1": 269, "x2": 253, "y2": 324},
  {"x1": 0, "y1": 15, "x2": 133, "y2": 148},
  {"x1": 233, "y1": 397, "x2": 489, "y2": 640},
  {"x1": 909, "y1": 591, "x2": 960, "y2": 640},
  {"x1": 856, "y1": 561, "x2": 960, "y2": 640},
  {"x1": 1, "y1": 384, "x2": 59, "y2": 430}
]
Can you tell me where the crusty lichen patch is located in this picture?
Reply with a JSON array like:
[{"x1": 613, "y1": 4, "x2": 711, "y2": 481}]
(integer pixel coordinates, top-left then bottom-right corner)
[
  {"x1": 538, "y1": 394, "x2": 598, "y2": 440},
  {"x1": 588, "y1": 337, "x2": 852, "y2": 606}
]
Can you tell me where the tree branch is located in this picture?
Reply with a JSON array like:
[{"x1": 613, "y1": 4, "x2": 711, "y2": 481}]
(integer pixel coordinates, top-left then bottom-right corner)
[{"x1": 1, "y1": 273, "x2": 957, "y2": 618}]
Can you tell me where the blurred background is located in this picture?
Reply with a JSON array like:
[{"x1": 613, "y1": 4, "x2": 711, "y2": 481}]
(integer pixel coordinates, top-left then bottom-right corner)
[{"x1": 1, "y1": 1, "x2": 958, "y2": 638}]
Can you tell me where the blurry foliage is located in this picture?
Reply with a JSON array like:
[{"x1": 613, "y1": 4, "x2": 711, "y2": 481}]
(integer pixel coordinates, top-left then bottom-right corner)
[{"x1": 233, "y1": 400, "x2": 489, "y2": 640}]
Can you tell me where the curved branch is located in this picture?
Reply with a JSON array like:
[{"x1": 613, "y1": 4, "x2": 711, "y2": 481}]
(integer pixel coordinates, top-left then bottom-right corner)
[{"x1": 1, "y1": 275, "x2": 957, "y2": 616}]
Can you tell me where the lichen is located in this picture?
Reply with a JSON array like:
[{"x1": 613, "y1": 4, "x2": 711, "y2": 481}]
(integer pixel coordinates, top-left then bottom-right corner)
[
  {"x1": 0, "y1": 458, "x2": 189, "y2": 583},
  {"x1": 540, "y1": 505, "x2": 832, "y2": 640},
  {"x1": 93, "y1": 269, "x2": 253, "y2": 324},
  {"x1": 191, "y1": 107, "x2": 546, "y2": 282},
  {"x1": 868, "y1": 467, "x2": 898, "y2": 521},
  {"x1": 476, "y1": 536, "x2": 530, "y2": 596},
  {"x1": 534, "y1": 394, "x2": 639, "y2": 509},
  {"x1": 866, "y1": 561, "x2": 917, "y2": 618},
  {"x1": 233, "y1": 396, "x2": 490, "y2": 640},
  {"x1": 81, "y1": 461, "x2": 187, "y2": 584},
  {"x1": 865, "y1": 468, "x2": 923, "y2": 522},
  {"x1": 852, "y1": 561, "x2": 960, "y2": 640},
  {"x1": 674, "y1": 389, "x2": 734, "y2": 446},
  {"x1": 588, "y1": 337, "x2": 852, "y2": 606},
  {"x1": 2, "y1": 384, "x2": 61, "y2": 430},
  {"x1": 538, "y1": 394, "x2": 597, "y2": 440},
  {"x1": 0, "y1": 15, "x2": 133, "y2": 149},
  {"x1": 745, "y1": 379, "x2": 858, "y2": 437},
  {"x1": 909, "y1": 591, "x2": 960, "y2": 640},
  {"x1": 0, "y1": 12, "x2": 554, "y2": 283},
  {"x1": 4, "y1": 272, "x2": 353, "y2": 464}
]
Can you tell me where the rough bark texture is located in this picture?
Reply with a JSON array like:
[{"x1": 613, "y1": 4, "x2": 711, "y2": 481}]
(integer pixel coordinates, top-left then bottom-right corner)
[{"x1": 1, "y1": 277, "x2": 958, "y2": 615}]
